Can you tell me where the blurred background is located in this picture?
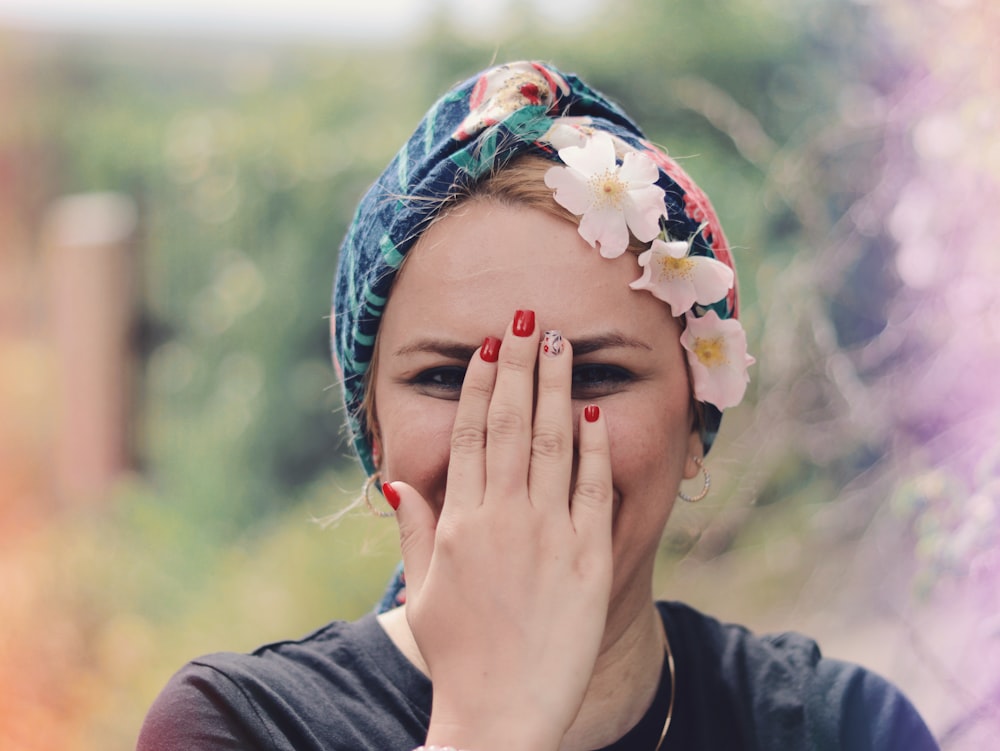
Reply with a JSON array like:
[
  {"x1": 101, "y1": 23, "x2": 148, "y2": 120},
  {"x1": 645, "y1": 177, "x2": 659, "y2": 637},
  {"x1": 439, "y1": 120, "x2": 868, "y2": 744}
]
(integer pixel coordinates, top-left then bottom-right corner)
[{"x1": 1, "y1": 0, "x2": 998, "y2": 748}]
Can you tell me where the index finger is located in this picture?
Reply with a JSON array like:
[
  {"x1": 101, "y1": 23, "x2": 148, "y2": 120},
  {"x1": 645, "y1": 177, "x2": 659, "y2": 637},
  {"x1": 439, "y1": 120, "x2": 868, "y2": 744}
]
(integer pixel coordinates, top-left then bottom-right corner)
[{"x1": 443, "y1": 335, "x2": 500, "y2": 513}]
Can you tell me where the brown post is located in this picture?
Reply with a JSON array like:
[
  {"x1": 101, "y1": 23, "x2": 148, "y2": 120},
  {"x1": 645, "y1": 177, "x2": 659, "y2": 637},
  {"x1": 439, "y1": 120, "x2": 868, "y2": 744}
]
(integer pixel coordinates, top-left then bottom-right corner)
[{"x1": 43, "y1": 192, "x2": 137, "y2": 507}]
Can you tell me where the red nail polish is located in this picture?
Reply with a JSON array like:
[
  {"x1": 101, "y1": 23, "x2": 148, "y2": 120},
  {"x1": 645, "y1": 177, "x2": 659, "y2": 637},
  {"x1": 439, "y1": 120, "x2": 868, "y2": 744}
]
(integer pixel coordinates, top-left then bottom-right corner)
[
  {"x1": 480, "y1": 336, "x2": 501, "y2": 363},
  {"x1": 382, "y1": 482, "x2": 401, "y2": 511},
  {"x1": 513, "y1": 309, "x2": 535, "y2": 337},
  {"x1": 584, "y1": 404, "x2": 600, "y2": 423}
]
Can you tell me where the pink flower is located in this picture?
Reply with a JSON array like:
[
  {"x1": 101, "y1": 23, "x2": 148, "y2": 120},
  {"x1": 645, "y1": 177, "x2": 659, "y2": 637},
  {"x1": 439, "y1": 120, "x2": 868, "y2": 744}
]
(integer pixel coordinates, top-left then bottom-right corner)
[
  {"x1": 681, "y1": 310, "x2": 755, "y2": 409},
  {"x1": 544, "y1": 132, "x2": 667, "y2": 258},
  {"x1": 629, "y1": 237, "x2": 735, "y2": 317},
  {"x1": 641, "y1": 143, "x2": 738, "y2": 315}
]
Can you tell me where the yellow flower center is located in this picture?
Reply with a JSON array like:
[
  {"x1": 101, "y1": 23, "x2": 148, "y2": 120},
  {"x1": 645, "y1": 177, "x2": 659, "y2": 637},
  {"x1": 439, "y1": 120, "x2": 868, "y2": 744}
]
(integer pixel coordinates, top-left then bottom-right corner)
[
  {"x1": 692, "y1": 335, "x2": 728, "y2": 368},
  {"x1": 589, "y1": 169, "x2": 627, "y2": 209},
  {"x1": 657, "y1": 254, "x2": 695, "y2": 280}
]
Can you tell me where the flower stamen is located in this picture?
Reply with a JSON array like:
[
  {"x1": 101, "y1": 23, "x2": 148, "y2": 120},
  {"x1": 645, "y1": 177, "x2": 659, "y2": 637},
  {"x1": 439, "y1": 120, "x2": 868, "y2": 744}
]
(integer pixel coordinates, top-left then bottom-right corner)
[
  {"x1": 692, "y1": 335, "x2": 728, "y2": 368},
  {"x1": 544, "y1": 131, "x2": 666, "y2": 258},
  {"x1": 658, "y1": 254, "x2": 696, "y2": 280}
]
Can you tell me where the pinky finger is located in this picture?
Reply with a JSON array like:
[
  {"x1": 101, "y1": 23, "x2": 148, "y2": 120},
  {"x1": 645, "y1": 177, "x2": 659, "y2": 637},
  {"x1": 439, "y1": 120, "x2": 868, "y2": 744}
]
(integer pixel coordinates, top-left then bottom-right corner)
[{"x1": 570, "y1": 404, "x2": 613, "y2": 541}]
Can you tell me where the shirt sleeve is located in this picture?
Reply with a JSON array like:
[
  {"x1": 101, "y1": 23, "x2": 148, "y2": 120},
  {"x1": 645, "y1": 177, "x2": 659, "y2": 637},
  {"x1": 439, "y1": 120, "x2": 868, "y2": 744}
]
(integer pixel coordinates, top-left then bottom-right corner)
[
  {"x1": 136, "y1": 662, "x2": 275, "y2": 751},
  {"x1": 813, "y1": 658, "x2": 940, "y2": 751}
]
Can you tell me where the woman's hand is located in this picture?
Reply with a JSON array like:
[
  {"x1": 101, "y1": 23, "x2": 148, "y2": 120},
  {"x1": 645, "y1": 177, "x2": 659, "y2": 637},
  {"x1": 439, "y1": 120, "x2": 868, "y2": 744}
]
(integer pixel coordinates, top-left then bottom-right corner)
[{"x1": 388, "y1": 310, "x2": 614, "y2": 751}]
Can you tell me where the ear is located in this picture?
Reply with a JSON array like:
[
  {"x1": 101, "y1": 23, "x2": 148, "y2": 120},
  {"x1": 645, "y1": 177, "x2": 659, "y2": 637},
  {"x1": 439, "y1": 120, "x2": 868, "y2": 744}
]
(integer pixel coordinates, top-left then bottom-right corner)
[{"x1": 682, "y1": 430, "x2": 703, "y2": 480}]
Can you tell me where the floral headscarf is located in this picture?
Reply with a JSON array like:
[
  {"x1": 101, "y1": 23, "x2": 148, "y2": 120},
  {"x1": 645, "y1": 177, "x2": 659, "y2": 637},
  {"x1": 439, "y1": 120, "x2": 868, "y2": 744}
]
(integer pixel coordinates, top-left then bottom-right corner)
[{"x1": 332, "y1": 61, "x2": 753, "y2": 479}]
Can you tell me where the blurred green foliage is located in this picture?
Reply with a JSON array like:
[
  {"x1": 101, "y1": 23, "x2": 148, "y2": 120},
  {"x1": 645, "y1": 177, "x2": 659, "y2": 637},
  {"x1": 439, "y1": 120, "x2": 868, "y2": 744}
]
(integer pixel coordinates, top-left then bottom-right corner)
[{"x1": 45, "y1": 0, "x2": 886, "y2": 534}]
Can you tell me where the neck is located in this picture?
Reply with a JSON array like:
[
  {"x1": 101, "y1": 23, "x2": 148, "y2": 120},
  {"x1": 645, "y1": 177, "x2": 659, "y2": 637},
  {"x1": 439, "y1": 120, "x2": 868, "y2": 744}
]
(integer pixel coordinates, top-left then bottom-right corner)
[
  {"x1": 559, "y1": 599, "x2": 665, "y2": 751},
  {"x1": 377, "y1": 597, "x2": 666, "y2": 751}
]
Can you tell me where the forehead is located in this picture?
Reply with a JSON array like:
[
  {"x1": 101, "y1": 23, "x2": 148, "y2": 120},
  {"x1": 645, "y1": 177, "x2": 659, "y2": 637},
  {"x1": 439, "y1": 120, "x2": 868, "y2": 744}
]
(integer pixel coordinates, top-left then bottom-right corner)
[{"x1": 381, "y1": 200, "x2": 674, "y2": 339}]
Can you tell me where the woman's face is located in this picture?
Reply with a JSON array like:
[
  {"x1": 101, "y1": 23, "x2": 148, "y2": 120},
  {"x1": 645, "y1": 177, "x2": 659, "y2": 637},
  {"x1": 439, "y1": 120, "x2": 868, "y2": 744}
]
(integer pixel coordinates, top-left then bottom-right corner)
[{"x1": 373, "y1": 199, "x2": 702, "y2": 610}]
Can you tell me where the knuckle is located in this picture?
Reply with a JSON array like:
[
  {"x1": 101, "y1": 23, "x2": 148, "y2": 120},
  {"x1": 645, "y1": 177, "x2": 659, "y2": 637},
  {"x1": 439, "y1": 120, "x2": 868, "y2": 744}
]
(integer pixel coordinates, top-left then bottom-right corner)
[
  {"x1": 431, "y1": 526, "x2": 459, "y2": 555},
  {"x1": 397, "y1": 524, "x2": 422, "y2": 555},
  {"x1": 487, "y1": 406, "x2": 528, "y2": 439},
  {"x1": 531, "y1": 425, "x2": 568, "y2": 460},
  {"x1": 574, "y1": 477, "x2": 612, "y2": 504},
  {"x1": 498, "y1": 355, "x2": 533, "y2": 377},
  {"x1": 450, "y1": 422, "x2": 486, "y2": 453},
  {"x1": 461, "y1": 375, "x2": 494, "y2": 401},
  {"x1": 577, "y1": 438, "x2": 609, "y2": 459}
]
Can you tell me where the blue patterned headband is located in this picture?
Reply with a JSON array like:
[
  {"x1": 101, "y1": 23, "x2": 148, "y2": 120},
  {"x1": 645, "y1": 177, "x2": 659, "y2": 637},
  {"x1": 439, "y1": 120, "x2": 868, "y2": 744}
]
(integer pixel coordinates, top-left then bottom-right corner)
[{"x1": 332, "y1": 61, "x2": 749, "y2": 476}]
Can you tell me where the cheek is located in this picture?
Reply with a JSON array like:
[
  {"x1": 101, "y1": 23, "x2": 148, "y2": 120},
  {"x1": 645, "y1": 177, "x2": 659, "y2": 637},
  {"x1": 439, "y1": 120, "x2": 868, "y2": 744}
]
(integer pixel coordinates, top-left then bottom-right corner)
[
  {"x1": 604, "y1": 400, "x2": 691, "y2": 487},
  {"x1": 378, "y1": 399, "x2": 455, "y2": 499}
]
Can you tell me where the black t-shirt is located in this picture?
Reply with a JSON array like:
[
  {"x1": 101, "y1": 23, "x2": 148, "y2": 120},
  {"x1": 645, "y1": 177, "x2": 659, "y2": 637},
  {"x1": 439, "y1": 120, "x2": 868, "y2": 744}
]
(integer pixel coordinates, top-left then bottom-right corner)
[{"x1": 137, "y1": 601, "x2": 939, "y2": 750}]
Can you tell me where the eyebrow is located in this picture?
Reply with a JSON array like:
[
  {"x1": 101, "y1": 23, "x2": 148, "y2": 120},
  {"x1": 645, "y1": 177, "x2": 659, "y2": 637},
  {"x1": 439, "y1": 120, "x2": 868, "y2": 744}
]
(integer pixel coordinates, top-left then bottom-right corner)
[
  {"x1": 392, "y1": 332, "x2": 651, "y2": 359},
  {"x1": 571, "y1": 333, "x2": 652, "y2": 356},
  {"x1": 392, "y1": 339, "x2": 479, "y2": 360}
]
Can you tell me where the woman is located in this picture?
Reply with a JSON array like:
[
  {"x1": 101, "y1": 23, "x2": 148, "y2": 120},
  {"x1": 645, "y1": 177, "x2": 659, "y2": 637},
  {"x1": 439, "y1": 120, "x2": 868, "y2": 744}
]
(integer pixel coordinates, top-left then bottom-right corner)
[{"x1": 139, "y1": 61, "x2": 937, "y2": 750}]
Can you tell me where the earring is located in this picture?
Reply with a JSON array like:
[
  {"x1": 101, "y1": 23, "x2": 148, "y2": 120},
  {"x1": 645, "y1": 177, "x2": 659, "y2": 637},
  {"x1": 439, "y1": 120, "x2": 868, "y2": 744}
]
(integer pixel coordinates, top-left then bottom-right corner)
[
  {"x1": 363, "y1": 473, "x2": 396, "y2": 517},
  {"x1": 677, "y1": 457, "x2": 710, "y2": 503}
]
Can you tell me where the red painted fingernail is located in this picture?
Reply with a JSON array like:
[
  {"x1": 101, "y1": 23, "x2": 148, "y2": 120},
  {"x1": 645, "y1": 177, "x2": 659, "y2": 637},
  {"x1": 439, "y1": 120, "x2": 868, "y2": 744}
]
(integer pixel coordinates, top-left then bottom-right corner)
[
  {"x1": 382, "y1": 482, "x2": 401, "y2": 511},
  {"x1": 584, "y1": 404, "x2": 600, "y2": 423},
  {"x1": 513, "y1": 309, "x2": 535, "y2": 337},
  {"x1": 480, "y1": 336, "x2": 501, "y2": 363}
]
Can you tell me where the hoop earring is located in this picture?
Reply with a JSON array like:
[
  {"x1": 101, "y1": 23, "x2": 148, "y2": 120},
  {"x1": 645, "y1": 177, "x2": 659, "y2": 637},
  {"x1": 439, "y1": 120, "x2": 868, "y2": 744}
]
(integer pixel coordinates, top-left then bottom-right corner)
[
  {"x1": 363, "y1": 473, "x2": 395, "y2": 518},
  {"x1": 677, "y1": 457, "x2": 710, "y2": 503}
]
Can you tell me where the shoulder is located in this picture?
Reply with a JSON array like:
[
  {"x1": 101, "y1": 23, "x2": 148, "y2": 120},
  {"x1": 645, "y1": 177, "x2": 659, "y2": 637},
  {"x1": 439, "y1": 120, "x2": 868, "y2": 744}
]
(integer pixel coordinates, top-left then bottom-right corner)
[
  {"x1": 810, "y1": 657, "x2": 940, "y2": 751},
  {"x1": 657, "y1": 601, "x2": 939, "y2": 751},
  {"x1": 137, "y1": 614, "x2": 430, "y2": 751}
]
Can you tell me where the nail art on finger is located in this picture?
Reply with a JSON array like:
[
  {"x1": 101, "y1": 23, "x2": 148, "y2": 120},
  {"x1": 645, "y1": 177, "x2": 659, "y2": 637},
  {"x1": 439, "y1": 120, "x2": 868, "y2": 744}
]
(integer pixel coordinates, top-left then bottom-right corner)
[{"x1": 542, "y1": 330, "x2": 564, "y2": 357}]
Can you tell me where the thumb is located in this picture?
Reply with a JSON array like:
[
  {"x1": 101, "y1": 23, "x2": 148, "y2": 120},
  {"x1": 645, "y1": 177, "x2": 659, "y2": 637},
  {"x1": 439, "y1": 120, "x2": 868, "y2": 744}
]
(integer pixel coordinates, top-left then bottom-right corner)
[{"x1": 384, "y1": 481, "x2": 436, "y2": 601}]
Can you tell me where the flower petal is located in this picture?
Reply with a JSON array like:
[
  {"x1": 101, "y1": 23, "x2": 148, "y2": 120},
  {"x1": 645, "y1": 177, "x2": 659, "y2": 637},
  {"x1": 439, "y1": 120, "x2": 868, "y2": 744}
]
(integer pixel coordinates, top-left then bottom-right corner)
[
  {"x1": 545, "y1": 165, "x2": 593, "y2": 215},
  {"x1": 680, "y1": 311, "x2": 754, "y2": 409},
  {"x1": 690, "y1": 257, "x2": 735, "y2": 306},
  {"x1": 623, "y1": 184, "x2": 668, "y2": 242},
  {"x1": 629, "y1": 239, "x2": 733, "y2": 316},
  {"x1": 619, "y1": 149, "x2": 661, "y2": 187},
  {"x1": 557, "y1": 130, "x2": 617, "y2": 175},
  {"x1": 579, "y1": 206, "x2": 630, "y2": 257},
  {"x1": 547, "y1": 131, "x2": 668, "y2": 258}
]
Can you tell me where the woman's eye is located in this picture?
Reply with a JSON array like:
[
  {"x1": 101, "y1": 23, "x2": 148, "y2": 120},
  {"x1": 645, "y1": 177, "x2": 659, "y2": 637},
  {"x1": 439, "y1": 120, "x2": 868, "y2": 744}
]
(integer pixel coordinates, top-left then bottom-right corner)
[
  {"x1": 571, "y1": 364, "x2": 633, "y2": 397},
  {"x1": 411, "y1": 366, "x2": 467, "y2": 396}
]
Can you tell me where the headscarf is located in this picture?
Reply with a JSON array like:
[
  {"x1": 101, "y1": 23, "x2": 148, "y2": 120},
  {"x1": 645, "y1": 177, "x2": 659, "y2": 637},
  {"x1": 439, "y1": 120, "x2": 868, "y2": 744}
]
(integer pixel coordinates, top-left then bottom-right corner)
[{"x1": 332, "y1": 61, "x2": 743, "y2": 479}]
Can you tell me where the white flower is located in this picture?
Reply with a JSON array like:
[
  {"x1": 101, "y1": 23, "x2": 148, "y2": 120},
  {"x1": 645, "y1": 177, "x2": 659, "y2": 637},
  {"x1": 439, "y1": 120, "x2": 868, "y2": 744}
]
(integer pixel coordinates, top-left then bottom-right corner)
[
  {"x1": 629, "y1": 237, "x2": 735, "y2": 317},
  {"x1": 544, "y1": 132, "x2": 666, "y2": 258},
  {"x1": 680, "y1": 310, "x2": 755, "y2": 409}
]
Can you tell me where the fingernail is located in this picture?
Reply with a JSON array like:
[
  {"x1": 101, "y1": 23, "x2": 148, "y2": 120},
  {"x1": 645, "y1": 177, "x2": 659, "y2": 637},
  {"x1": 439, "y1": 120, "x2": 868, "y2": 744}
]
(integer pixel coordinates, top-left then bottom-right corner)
[
  {"x1": 382, "y1": 482, "x2": 401, "y2": 511},
  {"x1": 584, "y1": 404, "x2": 600, "y2": 423},
  {"x1": 513, "y1": 309, "x2": 535, "y2": 337},
  {"x1": 480, "y1": 335, "x2": 501, "y2": 363},
  {"x1": 542, "y1": 330, "x2": 563, "y2": 357}
]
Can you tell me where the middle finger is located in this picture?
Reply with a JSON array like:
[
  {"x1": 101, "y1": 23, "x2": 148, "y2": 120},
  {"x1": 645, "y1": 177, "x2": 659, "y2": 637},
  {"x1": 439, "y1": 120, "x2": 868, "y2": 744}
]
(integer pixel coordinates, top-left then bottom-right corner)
[{"x1": 484, "y1": 309, "x2": 539, "y2": 503}]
